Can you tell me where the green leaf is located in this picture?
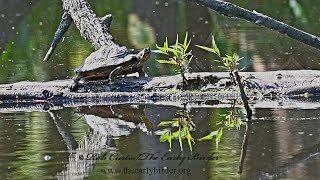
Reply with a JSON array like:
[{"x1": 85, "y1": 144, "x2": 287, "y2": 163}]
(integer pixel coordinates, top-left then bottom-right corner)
[
  {"x1": 170, "y1": 44, "x2": 184, "y2": 52},
  {"x1": 196, "y1": 45, "x2": 214, "y2": 52},
  {"x1": 233, "y1": 52, "x2": 237, "y2": 58},
  {"x1": 171, "y1": 118, "x2": 180, "y2": 126},
  {"x1": 178, "y1": 132, "x2": 183, "y2": 151},
  {"x1": 156, "y1": 44, "x2": 168, "y2": 53},
  {"x1": 160, "y1": 131, "x2": 170, "y2": 142},
  {"x1": 158, "y1": 120, "x2": 177, "y2": 126},
  {"x1": 169, "y1": 131, "x2": 172, "y2": 150},
  {"x1": 217, "y1": 128, "x2": 223, "y2": 141},
  {"x1": 164, "y1": 37, "x2": 169, "y2": 50},
  {"x1": 167, "y1": 47, "x2": 179, "y2": 56},
  {"x1": 211, "y1": 35, "x2": 216, "y2": 47},
  {"x1": 156, "y1": 60, "x2": 178, "y2": 65},
  {"x1": 198, "y1": 129, "x2": 220, "y2": 141},
  {"x1": 184, "y1": 32, "x2": 188, "y2": 48},
  {"x1": 187, "y1": 131, "x2": 194, "y2": 152},
  {"x1": 182, "y1": 51, "x2": 192, "y2": 58},
  {"x1": 175, "y1": 34, "x2": 179, "y2": 52},
  {"x1": 184, "y1": 50, "x2": 192, "y2": 56},
  {"x1": 184, "y1": 39, "x2": 192, "y2": 54},
  {"x1": 198, "y1": 135, "x2": 213, "y2": 141},
  {"x1": 211, "y1": 35, "x2": 221, "y2": 57},
  {"x1": 215, "y1": 128, "x2": 223, "y2": 149},
  {"x1": 188, "y1": 55, "x2": 193, "y2": 63},
  {"x1": 216, "y1": 121, "x2": 223, "y2": 125},
  {"x1": 213, "y1": 44, "x2": 221, "y2": 57},
  {"x1": 171, "y1": 131, "x2": 180, "y2": 139}
]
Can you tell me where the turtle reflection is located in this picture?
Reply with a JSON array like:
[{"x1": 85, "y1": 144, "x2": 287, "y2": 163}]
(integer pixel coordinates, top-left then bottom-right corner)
[{"x1": 78, "y1": 104, "x2": 154, "y2": 137}]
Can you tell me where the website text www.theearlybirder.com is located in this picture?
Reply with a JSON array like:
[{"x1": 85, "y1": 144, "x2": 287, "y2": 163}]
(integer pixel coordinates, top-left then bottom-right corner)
[{"x1": 100, "y1": 166, "x2": 191, "y2": 176}]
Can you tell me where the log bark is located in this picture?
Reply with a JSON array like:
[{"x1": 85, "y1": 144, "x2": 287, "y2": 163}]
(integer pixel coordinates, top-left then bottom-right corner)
[
  {"x1": 0, "y1": 72, "x2": 229, "y2": 107},
  {"x1": 44, "y1": 0, "x2": 116, "y2": 61},
  {"x1": 1, "y1": 70, "x2": 320, "y2": 112},
  {"x1": 190, "y1": 0, "x2": 320, "y2": 50},
  {"x1": 61, "y1": 0, "x2": 116, "y2": 48}
]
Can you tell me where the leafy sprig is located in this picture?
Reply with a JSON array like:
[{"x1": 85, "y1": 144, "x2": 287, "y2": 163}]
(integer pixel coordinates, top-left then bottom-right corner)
[
  {"x1": 196, "y1": 35, "x2": 243, "y2": 72},
  {"x1": 158, "y1": 109, "x2": 195, "y2": 152},
  {"x1": 153, "y1": 33, "x2": 193, "y2": 85}
]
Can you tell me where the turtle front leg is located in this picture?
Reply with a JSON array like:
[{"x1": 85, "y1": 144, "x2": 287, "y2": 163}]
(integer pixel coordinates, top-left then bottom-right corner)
[
  {"x1": 137, "y1": 67, "x2": 146, "y2": 77},
  {"x1": 109, "y1": 66, "x2": 123, "y2": 83}
]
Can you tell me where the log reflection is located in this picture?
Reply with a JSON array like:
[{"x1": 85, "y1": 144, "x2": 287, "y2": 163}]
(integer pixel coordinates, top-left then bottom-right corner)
[{"x1": 49, "y1": 104, "x2": 153, "y2": 179}]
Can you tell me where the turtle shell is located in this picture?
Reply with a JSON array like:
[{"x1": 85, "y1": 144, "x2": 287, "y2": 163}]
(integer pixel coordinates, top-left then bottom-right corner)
[{"x1": 75, "y1": 46, "x2": 136, "y2": 73}]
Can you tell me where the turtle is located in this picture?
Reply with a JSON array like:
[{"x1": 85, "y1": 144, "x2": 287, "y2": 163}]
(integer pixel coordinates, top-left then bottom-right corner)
[{"x1": 70, "y1": 46, "x2": 151, "y2": 91}]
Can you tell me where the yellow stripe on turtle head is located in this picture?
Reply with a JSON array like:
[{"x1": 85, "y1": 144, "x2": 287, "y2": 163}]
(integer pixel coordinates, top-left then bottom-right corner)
[{"x1": 140, "y1": 48, "x2": 151, "y2": 63}]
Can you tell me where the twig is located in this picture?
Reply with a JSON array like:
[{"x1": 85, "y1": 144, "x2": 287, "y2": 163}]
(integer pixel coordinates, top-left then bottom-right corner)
[
  {"x1": 233, "y1": 71, "x2": 252, "y2": 120},
  {"x1": 48, "y1": 111, "x2": 78, "y2": 150},
  {"x1": 43, "y1": 13, "x2": 72, "y2": 61},
  {"x1": 238, "y1": 122, "x2": 251, "y2": 174}
]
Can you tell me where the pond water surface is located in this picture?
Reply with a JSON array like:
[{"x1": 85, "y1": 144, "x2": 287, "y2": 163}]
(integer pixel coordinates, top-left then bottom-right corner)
[{"x1": 1, "y1": 0, "x2": 320, "y2": 179}]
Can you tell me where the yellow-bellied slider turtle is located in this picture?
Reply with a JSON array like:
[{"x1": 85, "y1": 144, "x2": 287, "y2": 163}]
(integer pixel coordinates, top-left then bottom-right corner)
[{"x1": 70, "y1": 46, "x2": 151, "y2": 91}]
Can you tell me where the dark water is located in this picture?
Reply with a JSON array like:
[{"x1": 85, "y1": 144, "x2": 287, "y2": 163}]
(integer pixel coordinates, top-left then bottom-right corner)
[
  {"x1": 1, "y1": 0, "x2": 320, "y2": 179},
  {"x1": 0, "y1": 105, "x2": 320, "y2": 179}
]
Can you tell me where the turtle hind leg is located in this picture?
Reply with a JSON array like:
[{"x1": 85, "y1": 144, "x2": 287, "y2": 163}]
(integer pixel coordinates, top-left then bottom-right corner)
[
  {"x1": 69, "y1": 75, "x2": 81, "y2": 92},
  {"x1": 69, "y1": 82, "x2": 79, "y2": 92},
  {"x1": 108, "y1": 66, "x2": 123, "y2": 83}
]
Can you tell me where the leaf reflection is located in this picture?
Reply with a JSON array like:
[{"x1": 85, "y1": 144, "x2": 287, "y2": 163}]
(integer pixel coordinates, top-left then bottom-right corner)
[
  {"x1": 199, "y1": 101, "x2": 246, "y2": 149},
  {"x1": 157, "y1": 108, "x2": 195, "y2": 152}
]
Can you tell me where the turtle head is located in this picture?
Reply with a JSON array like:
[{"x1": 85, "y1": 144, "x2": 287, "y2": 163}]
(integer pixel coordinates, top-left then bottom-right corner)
[{"x1": 137, "y1": 48, "x2": 151, "y2": 64}]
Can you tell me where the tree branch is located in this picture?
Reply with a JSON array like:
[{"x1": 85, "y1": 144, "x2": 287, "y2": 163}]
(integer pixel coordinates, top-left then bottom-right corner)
[
  {"x1": 62, "y1": 0, "x2": 116, "y2": 48},
  {"x1": 43, "y1": 13, "x2": 72, "y2": 61},
  {"x1": 190, "y1": 0, "x2": 320, "y2": 50},
  {"x1": 43, "y1": 0, "x2": 116, "y2": 61}
]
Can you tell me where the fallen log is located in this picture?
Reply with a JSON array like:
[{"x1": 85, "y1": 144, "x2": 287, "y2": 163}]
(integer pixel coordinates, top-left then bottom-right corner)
[
  {"x1": 1, "y1": 70, "x2": 320, "y2": 112},
  {"x1": 0, "y1": 72, "x2": 230, "y2": 106}
]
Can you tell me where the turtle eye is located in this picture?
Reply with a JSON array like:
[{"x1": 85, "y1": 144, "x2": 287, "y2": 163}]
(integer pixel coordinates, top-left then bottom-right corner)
[
  {"x1": 144, "y1": 48, "x2": 151, "y2": 58},
  {"x1": 145, "y1": 48, "x2": 150, "y2": 53}
]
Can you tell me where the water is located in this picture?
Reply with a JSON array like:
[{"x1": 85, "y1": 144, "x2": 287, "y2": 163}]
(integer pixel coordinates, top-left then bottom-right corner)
[
  {"x1": 1, "y1": 0, "x2": 320, "y2": 179},
  {"x1": 0, "y1": 105, "x2": 319, "y2": 179}
]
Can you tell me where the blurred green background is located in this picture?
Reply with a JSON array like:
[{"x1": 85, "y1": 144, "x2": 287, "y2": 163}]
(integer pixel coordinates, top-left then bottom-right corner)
[{"x1": 1, "y1": 0, "x2": 320, "y2": 84}]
